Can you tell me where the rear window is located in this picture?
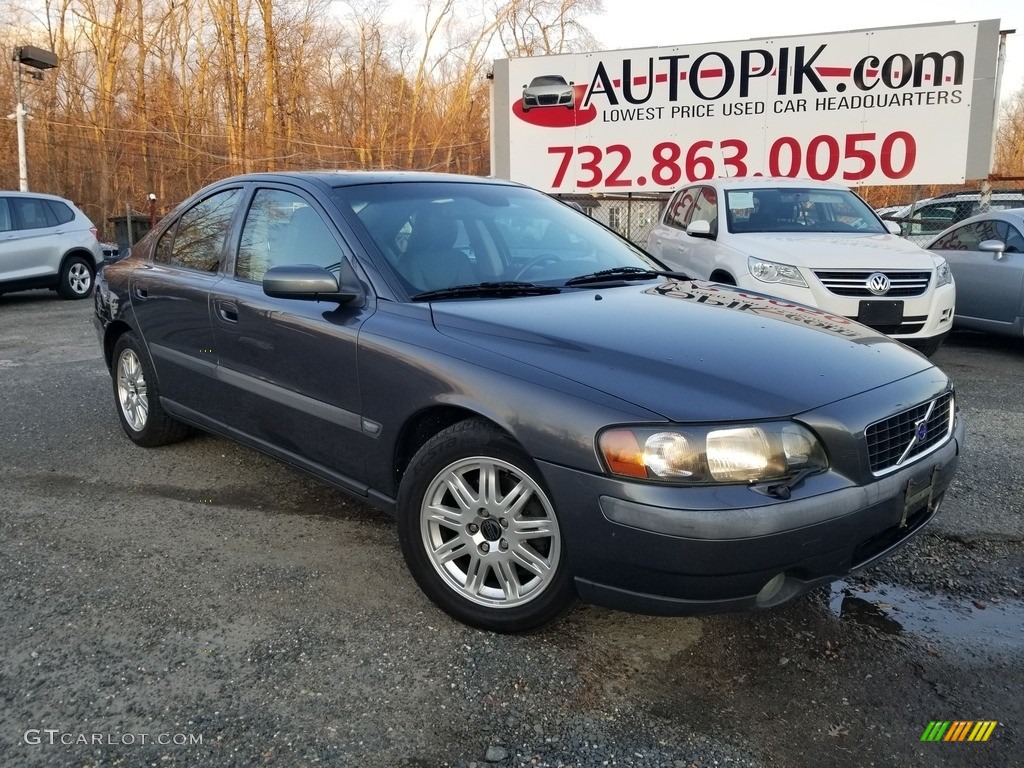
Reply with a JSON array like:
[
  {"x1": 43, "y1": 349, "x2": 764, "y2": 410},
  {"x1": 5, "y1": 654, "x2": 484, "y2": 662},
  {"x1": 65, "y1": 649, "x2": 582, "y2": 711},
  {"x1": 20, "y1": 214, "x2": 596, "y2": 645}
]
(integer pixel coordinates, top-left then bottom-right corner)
[{"x1": 46, "y1": 200, "x2": 76, "y2": 225}]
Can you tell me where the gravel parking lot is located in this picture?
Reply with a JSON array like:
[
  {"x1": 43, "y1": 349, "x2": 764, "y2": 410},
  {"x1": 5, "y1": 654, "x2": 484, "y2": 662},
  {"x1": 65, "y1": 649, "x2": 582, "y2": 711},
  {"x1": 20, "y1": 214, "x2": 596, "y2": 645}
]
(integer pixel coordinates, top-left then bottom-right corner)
[{"x1": 1, "y1": 292, "x2": 1022, "y2": 768}]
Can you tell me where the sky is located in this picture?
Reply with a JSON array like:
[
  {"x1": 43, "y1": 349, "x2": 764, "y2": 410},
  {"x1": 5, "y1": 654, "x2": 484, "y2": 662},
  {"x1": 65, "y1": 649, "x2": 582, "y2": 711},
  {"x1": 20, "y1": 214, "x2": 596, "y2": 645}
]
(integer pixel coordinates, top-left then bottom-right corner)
[{"x1": 578, "y1": 0, "x2": 1023, "y2": 105}]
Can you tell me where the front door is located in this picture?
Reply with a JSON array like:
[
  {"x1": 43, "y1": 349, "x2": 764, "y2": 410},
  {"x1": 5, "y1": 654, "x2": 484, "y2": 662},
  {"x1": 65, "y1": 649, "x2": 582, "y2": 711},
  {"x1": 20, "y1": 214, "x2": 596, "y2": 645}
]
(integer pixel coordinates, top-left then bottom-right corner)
[{"x1": 210, "y1": 185, "x2": 376, "y2": 488}]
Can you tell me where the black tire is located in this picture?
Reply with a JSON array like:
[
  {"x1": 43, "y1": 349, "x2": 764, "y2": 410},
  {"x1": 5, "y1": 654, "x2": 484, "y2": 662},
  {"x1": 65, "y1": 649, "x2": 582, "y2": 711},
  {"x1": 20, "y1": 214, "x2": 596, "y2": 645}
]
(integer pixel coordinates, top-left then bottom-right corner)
[
  {"x1": 111, "y1": 332, "x2": 190, "y2": 447},
  {"x1": 57, "y1": 255, "x2": 95, "y2": 299},
  {"x1": 397, "y1": 419, "x2": 575, "y2": 633}
]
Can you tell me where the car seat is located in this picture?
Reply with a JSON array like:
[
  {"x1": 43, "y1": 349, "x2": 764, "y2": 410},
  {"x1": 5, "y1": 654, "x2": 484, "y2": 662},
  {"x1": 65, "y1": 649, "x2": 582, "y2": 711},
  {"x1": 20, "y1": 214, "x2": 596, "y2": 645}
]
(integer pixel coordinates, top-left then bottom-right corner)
[{"x1": 398, "y1": 209, "x2": 477, "y2": 292}]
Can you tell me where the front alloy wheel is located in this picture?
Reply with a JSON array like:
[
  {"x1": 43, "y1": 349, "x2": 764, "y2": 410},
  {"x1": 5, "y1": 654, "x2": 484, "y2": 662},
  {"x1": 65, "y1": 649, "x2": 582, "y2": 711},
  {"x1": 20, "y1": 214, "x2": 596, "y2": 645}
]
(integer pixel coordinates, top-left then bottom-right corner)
[
  {"x1": 398, "y1": 419, "x2": 574, "y2": 632},
  {"x1": 421, "y1": 456, "x2": 561, "y2": 609}
]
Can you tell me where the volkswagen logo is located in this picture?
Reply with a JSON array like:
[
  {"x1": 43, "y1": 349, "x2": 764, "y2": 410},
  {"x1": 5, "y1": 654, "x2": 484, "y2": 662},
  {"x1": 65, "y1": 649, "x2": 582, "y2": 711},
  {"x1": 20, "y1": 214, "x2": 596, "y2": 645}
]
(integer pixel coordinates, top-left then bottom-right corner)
[{"x1": 866, "y1": 272, "x2": 891, "y2": 295}]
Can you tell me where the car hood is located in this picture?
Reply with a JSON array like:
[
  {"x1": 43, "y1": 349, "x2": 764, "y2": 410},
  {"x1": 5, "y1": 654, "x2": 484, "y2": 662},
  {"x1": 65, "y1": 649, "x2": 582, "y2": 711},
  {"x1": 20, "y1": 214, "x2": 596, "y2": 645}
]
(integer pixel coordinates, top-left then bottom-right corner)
[
  {"x1": 431, "y1": 280, "x2": 933, "y2": 422},
  {"x1": 526, "y1": 83, "x2": 572, "y2": 95},
  {"x1": 732, "y1": 232, "x2": 934, "y2": 269}
]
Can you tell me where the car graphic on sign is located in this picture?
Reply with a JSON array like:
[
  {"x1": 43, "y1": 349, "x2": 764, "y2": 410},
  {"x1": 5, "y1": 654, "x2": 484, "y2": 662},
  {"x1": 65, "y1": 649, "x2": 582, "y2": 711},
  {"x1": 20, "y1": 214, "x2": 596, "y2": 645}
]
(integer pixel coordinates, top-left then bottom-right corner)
[{"x1": 522, "y1": 75, "x2": 575, "y2": 112}]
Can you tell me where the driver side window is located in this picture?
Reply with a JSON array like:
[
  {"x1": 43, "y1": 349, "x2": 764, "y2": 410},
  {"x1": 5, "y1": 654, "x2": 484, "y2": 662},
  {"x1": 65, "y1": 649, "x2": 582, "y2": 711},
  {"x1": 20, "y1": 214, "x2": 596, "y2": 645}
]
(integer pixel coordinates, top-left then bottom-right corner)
[
  {"x1": 236, "y1": 190, "x2": 344, "y2": 282},
  {"x1": 665, "y1": 188, "x2": 696, "y2": 230},
  {"x1": 687, "y1": 187, "x2": 718, "y2": 235}
]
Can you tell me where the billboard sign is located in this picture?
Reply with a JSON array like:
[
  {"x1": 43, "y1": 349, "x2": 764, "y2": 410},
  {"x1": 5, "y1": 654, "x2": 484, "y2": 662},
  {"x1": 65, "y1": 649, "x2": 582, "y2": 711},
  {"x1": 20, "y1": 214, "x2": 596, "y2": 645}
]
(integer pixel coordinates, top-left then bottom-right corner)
[{"x1": 490, "y1": 20, "x2": 1001, "y2": 192}]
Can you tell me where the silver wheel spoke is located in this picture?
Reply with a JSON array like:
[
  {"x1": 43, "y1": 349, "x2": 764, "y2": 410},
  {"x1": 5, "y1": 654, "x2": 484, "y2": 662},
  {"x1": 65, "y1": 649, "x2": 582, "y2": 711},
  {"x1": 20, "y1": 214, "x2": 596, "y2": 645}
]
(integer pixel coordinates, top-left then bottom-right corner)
[
  {"x1": 496, "y1": 478, "x2": 532, "y2": 517},
  {"x1": 426, "y1": 503, "x2": 466, "y2": 530},
  {"x1": 494, "y1": 559, "x2": 522, "y2": 600},
  {"x1": 512, "y1": 517, "x2": 554, "y2": 539},
  {"x1": 445, "y1": 473, "x2": 479, "y2": 511},
  {"x1": 511, "y1": 543, "x2": 551, "y2": 579},
  {"x1": 433, "y1": 536, "x2": 469, "y2": 564},
  {"x1": 480, "y1": 461, "x2": 500, "y2": 505},
  {"x1": 464, "y1": 556, "x2": 488, "y2": 596}
]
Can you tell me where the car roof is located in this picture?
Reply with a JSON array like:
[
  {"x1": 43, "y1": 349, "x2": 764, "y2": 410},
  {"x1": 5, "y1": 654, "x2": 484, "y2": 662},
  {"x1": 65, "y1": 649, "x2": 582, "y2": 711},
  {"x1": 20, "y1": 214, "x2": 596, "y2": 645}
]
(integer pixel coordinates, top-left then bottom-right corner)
[
  {"x1": 203, "y1": 170, "x2": 523, "y2": 190},
  {"x1": 0, "y1": 190, "x2": 77, "y2": 202},
  {"x1": 701, "y1": 177, "x2": 851, "y2": 192}
]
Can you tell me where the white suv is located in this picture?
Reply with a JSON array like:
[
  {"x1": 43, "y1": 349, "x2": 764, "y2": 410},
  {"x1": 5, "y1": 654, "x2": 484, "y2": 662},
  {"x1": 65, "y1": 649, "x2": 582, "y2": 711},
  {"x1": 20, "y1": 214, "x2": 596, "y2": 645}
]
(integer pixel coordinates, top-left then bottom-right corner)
[
  {"x1": 0, "y1": 191, "x2": 104, "y2": 300},
  {"x1": 646, "y1": 178, "x2": 955, "y2": 356}
]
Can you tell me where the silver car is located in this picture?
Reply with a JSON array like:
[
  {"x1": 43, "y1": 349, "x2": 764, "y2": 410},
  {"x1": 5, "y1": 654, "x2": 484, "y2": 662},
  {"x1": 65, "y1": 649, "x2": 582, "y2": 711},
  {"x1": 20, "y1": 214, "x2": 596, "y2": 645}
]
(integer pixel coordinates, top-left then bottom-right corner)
[
  {"x1": 521, "y1": 75, "x2": 574, "y2": 112},
  {"x1": 925, "y1": 207, "x2": 1024, "y2": 338},
  {"x1": 0, "y1": 191, "x2": 104, "y2": 300}
]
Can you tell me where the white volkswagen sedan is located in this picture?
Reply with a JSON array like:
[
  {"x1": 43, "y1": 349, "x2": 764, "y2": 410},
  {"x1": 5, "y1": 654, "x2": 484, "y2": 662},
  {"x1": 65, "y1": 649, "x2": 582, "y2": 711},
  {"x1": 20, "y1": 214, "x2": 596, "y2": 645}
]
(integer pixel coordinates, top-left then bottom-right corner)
[{"x1": 646, "y1": 178, "x2": 956, "y2": 356}]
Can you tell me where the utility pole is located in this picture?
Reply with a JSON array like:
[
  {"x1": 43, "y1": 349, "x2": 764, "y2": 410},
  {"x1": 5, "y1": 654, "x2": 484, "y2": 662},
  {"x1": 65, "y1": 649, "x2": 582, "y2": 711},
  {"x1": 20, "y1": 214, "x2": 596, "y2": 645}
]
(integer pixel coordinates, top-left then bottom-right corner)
[
  {"x1": 9, "y1": 46, "x2": 59, "y2": 192},
  {"x1": 14, "y1": 62, "x2": 28, "y2": 191}
]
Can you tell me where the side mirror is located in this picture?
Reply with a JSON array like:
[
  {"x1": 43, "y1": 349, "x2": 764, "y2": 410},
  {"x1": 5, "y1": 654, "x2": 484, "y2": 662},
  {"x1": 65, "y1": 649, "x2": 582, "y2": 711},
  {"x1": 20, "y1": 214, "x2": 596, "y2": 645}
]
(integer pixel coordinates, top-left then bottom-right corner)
[
  {"x1": 884, "y1": 221, "x2": 901, "y2": 236},
  {"x1": 263, "y1": 264, "x2": 363, "y2": 304},
  {"x1": 686, "y1": 219, "x2": 713, "y2": 238},
  {"x1": 978, "y1": 239, "x2": 1007, "y2": 259}
]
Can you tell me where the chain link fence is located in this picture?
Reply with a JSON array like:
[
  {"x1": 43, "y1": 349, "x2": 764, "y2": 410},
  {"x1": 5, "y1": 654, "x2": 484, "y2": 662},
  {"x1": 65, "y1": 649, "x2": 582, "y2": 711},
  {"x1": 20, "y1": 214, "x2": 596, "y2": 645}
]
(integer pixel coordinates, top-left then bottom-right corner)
[{"x1": 558, "y1": 193, "x2": 667, "y2": 248}]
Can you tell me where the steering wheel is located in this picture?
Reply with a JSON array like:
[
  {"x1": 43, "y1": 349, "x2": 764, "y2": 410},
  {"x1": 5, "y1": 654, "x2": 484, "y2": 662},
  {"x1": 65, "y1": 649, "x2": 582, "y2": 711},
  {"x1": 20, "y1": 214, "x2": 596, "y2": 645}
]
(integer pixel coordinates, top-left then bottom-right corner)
[{"x1": 514, "y1": 253, "x2": 562, "y2": 281}]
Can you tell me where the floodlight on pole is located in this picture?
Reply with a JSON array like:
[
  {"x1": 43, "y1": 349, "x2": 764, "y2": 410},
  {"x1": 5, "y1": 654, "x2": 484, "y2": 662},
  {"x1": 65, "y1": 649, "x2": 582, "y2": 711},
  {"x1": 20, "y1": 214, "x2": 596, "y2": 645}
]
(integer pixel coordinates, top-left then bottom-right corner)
[{"x1": 10, "y1": 46, "x2": 58, "y2": 192}]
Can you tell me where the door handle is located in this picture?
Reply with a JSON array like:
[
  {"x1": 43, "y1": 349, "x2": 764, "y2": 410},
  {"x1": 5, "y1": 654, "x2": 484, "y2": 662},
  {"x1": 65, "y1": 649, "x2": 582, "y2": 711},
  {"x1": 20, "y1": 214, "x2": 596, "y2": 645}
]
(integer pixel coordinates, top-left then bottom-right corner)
[
  {"x1": 216, "y1": 300, "x2": 238, "y2": 323},
  {"x1": 134, "y1": 283, "x2": 149, "y2": 299}
]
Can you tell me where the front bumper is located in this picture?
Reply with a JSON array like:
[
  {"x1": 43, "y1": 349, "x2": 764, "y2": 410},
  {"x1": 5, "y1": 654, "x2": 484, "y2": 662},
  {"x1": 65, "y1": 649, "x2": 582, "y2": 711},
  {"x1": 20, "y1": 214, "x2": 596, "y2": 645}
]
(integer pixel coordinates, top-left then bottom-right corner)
[{"x1": 539, "y1": 417, "x2": 963, "y2": 616}]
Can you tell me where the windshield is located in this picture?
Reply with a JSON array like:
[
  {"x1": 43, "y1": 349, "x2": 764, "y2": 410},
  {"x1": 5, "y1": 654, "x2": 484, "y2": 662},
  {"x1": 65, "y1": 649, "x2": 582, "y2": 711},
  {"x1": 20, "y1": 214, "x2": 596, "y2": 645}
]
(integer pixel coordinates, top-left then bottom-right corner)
[
  {"x1": 529, "y1": 76, "x2": 567, "y2": 87},
  {"x1": 332, "y1": 182, "x2": 658, "y2": 296},
  {"x1": 725, "y1": 187, "x2": 886, "y2": 235}
]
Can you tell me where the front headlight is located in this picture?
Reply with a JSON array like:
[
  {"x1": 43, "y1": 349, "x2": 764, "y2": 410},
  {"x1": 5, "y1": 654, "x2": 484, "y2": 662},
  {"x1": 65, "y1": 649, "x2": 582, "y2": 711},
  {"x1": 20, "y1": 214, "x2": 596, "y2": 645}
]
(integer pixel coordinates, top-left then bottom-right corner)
[
  {"x1": 599, "y1": 422, "x2": 827, "y2": 484},
  {"x1": 934, "y1": 257, "x2": 953, "y2": 287},
  {"x1": 748, "y1": 257, "x2": 808, "y2": 288}
]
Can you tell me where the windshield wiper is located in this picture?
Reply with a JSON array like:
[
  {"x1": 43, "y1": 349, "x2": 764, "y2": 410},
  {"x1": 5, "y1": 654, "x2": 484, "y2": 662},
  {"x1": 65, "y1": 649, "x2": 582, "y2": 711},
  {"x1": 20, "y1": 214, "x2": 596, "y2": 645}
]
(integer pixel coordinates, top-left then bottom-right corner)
[
  {"x1": 564, "y1": 266, "x2": 688, "y2": 287},
  {"x1": 411, "y1": 281, "x2": 562, "y2": 302}
]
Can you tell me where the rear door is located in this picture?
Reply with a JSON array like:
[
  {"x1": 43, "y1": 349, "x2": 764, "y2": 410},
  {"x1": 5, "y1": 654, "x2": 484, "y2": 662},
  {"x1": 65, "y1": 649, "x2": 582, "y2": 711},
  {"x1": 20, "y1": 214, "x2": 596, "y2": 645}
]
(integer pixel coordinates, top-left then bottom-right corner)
[
  {"x1": 1, "y1": 196, "x2": 63, "y2": 280},
  {"x1": 130, "y1": 186, "x2": 244, "y2": 415}
]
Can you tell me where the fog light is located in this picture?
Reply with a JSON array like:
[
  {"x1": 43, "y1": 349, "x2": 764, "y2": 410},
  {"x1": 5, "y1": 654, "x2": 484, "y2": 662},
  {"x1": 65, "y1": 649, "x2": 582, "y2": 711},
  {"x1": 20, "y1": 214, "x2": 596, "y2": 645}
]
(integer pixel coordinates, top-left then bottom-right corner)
[{"x1": 756, "y1": 573, "x2": 786, "y2": 605}]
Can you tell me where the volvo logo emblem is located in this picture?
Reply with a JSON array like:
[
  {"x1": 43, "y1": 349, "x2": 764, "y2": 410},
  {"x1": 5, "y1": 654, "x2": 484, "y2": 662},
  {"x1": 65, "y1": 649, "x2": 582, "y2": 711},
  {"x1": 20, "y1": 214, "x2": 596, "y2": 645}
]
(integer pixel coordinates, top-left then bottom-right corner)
[
  {"x1": 866, "y1": 272, "x2": 891, "y2": 295},
  {"x1": 916, "y1": 420, "x2": 929, "y2": 441},
  {"x1": 480, "y1": 518, "x2": 502, "y2": 542}
]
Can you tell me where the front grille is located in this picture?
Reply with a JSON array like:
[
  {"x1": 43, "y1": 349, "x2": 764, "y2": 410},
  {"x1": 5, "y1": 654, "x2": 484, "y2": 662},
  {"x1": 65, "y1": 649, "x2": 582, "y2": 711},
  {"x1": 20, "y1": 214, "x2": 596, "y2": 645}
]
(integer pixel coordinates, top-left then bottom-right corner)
[
  {"x1": 814, "y1": 270, "x2": 932, "y2": 297},
  {"x1": 866, "y1": 392, "x2": 954, "y2": 474},
  {"x1": 538, "y1": 95, "x2": 560, "y2": 105}
]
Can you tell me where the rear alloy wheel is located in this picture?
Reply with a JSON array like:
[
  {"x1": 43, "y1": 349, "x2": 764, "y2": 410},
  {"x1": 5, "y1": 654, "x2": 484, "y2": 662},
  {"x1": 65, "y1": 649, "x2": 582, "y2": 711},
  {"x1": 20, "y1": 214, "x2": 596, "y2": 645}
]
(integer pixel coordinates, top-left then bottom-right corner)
[
  {"x1": 112, "y1": 332, "x2": 190, "y2": 447},
  {"x1": 57, "y1": 256, "x2": 94, "y2": 299},
  {"x1": 398, "y1": 419, "x2": 574, "y2": 632}
]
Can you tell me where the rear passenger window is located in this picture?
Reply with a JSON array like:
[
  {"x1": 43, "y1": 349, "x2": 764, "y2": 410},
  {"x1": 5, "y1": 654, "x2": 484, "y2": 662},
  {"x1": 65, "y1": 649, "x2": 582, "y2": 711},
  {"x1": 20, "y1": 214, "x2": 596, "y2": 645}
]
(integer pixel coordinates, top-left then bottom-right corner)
[
  {"x1": 155, "y1": 189, "x2": 241, "y2": 273},
  {"x1": 46, "y1": 200, "x2": 75, "y2": 225},
  {"x1": 10, "y1": 197, "x2": 56, "y2": 230}
]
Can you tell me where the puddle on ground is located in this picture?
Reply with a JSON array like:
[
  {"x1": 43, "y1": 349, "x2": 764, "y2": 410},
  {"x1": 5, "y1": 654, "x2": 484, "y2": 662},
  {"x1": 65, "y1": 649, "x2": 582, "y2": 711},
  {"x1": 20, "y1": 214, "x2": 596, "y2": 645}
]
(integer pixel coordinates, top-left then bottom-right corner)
[{"x1": 830, "y1": 580, "x2": 1024, "y2": 646}]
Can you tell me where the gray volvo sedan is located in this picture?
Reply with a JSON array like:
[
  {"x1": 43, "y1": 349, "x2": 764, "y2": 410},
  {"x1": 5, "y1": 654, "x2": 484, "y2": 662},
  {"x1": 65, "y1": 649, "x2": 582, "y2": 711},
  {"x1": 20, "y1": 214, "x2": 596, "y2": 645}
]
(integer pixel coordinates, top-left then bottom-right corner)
[{"x1": 94, "y1": 172, "x2": 963, "y2": 633}]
